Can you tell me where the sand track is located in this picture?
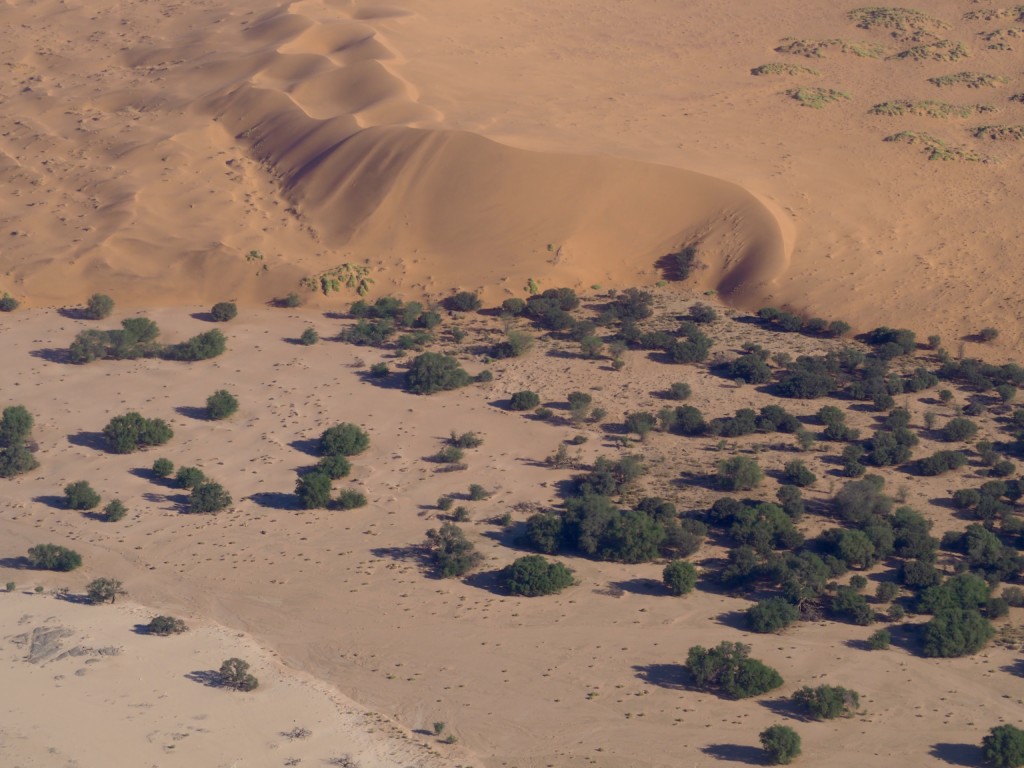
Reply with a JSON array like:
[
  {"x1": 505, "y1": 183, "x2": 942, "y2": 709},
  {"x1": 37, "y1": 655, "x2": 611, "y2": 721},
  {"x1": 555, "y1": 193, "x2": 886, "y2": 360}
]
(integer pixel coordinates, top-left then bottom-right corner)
[{"x1": 0, "y1": 0, "x2": 788, "y2": 309}]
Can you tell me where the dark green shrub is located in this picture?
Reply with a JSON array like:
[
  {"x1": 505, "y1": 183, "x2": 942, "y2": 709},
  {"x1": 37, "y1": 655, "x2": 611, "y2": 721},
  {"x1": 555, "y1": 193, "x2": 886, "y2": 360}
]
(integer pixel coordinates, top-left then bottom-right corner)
[
  {"x1": 189, "y1": 482, "x2": 232, "y2": 513},
  {"x1": 782, "y1": 460, "x2": 816, "y2": 487},
  {"x1": 175, "y1": 466, "x2": 206, "y2": 489},
  {"x1": 206, "y1": 390, "x2": 239, "y2": 420},
  {"x1": 146, "y1": 616, "x2": 188, "y2": 635},
  {"x1": 0, "y1": 293, "x2": 18, "y2": 312},
  {"x1": 319, "y1": 423, "x2": 370, "y2": 456},
  {"x1": 210, "y1": 302, "x2": 237, "y2": 322},
  {"x1": 491, "y1": 331, "x2": 534, "y2": 359},
  {"x1": 984, "y1": 725, "x2": 1024, "y2": 767},
  {"x1": 760, "y1": 725, "x2": 801, "y2": 765},
  {"x1": 299, "y1": 327, "x2": 319, "y2": 345},
  {"x1": 446, "y1": 291, "x2": 481, "y2": 312},
  {"x1": 102, "y1": 412, "x2": 173, "y2": 453},
  {"x1": 449, "y1": 431, "x2": 483, "y2": 449},
  {"x1": 296, "y1": 472, "x2": 332, "y2": 509},
  {"x1": 509, "y1": 390, "x2": 540, "y2": 411},
  {"x1": 831, "y1": 586, "x2": 873, "y2": 625},
  {"x1": 524, "y1": 512, "x2": 565, "y2": 554},
  {"x1": 405, "y1": 353, "x2": 471, "y2": 394},
  {"x1": 467, "y1": 484, "x2": 490, "y2": 501},
  {"x1": 162, "y1": 329, "x2": 226, "y2": 361},
  {"x1": 103, "y1": 499, "x2": 127, "y2": 522},
  {"x1": 792, "y1": 685, "x2": 860, "y2": 719},
  {"x1": 437, "y1": 495, "x2": 454, "y2": 512},
  {"x1": 916, "y1": 450, "x2": 968, "y2": 476},
  {"x1": 667, "y1": 382, "x2": 691, "y2": 400},
  {"x1": 152, "y1": 458, "x2": 174, "y2": 477},
  {"x1": 922, "y1": 608, "x2": 994, "y2": 657},
  {"x1": 432, "y1": 445, "x2": 464, "y2": 464},
  {"x1": 64, "y1": 481, "x2": 101, "y2": 510},
  {"x1": 219, "y1": 658, "x2": 258, "y2": 691},
  {"x1": 868, "y1": 628, "x2": 891, "y2": 649},
  {"x1": 335, "y1": 488, "x2": 368, "y2": 509},
  {"x1": 979, "y1": 327, "x2": 999, "y2": 343},
  {"x1": 502, "y1": 555, "x2": 575, "y2": 596},
  {"x1": 716, "y1": 456, "x2": 763, "y2": 491},
  {"x1": 663, "y1": 560, "x2": 698, "y2": 596},
  {"x1": 777, "y1": 485, "x2": 805, "y2": 521},
  {"x1": 426, "y1": 522, "x2": 482, "y2": 577},
  {"x1": 369, "y1": 362, "x2": 389, "y2": 378},
  {"x1": 667, "y1": 246, "x2": 697, "y2": 280},
  {"x1": 625, "y1": 411, "x2": 657, "y2": 440},
  {"x1": 84, "y1": 293, "x2": 115, "y2": 320},
  {"x1": 279, "y1": 293, "x2": 302, "y2": 308},
  {"x1": 315, "y1": 454, "x2": 351, "y2": 479},
  {"x1": 0, "y1": 405, "x2": 33, "y2": 446},
  {"x1": 942, "y1": 417, "x2": 978, "y2": 442},
  {"x1": 875, "y1": 581, "x2": 900, "y2": 602},
  {"x1": 686, "y1": 641, "x2": 783, "y2": 699},
  {"x1": 501, "y1": 298, "x2": 526, "y2": 315},
  {"x1": 689, "y1": 303, "x2": 717, "y2": 323},
  {"x1": 26, "y1": 544, "x2": 82, "y2": 571},
  {"x1": 747, "y1": 597, "x2": 799, "y2": 633}
]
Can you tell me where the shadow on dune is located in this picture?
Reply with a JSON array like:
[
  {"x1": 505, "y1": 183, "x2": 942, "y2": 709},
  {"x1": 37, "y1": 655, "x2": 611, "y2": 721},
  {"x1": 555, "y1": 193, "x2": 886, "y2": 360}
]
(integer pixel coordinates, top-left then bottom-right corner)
[
  {"x1": 701, "y1": 744, "x2": 765, "y2": 765},
  {"x1": 633, "y1": 663, "x2": 688, "y2": 690},
  {"x1": 929, "y1": 743, "x2": 984, "y2": 767},
  {"x1": 67, "y1": 431, "x2": 107, "y2": 451}
]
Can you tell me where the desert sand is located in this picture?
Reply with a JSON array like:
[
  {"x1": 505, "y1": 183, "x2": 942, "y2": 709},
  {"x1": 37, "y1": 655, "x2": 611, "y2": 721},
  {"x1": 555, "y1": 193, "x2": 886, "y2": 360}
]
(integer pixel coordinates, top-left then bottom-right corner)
[{"x1": 2, "y1": 0, "x2": 1024, "y2": 766}]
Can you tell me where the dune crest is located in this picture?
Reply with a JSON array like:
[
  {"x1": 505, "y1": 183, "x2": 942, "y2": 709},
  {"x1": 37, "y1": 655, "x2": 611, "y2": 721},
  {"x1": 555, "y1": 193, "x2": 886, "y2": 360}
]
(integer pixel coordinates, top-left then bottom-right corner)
[{"x1": 0, "y1": 0, "x2": 787, "y2": 307}]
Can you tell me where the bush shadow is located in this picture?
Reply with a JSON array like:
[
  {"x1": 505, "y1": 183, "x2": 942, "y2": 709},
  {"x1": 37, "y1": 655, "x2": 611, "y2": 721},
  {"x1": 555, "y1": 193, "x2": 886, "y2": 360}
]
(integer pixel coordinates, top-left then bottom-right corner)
[
  {"x1": 0, "y1": 556, "x2": 31, "y2": 570},
  {"x1": 185, "y1": 670, "x2": 224, "y2": 688},
  {"x1": 248, "y1": 492, "x2": 301, "y2": 511},
  {"x1": 32, "y1": 495, "x2": 66, "y2": 510},
  {"x1": 189, "y1": 312, "x2": 216, "y2": 322},
  {"x1": 174, "y1": 405, "x2": 209, "y2": 421},
  {"x1": 29, "y1": 348, "x2": 76, "y2": 364},
  {"x1": 633, "y1": 663, "x2": 688, "y2": 690},
  {"x1": 462, "y1": 569, "x2": 507, "y2": 595},
  {"x1": 609, "y1": 578, "x2": 665, "y2": 596},
  {"x1": 289, "y1": 438, "x2": 321, "y2": 457},
  {"x1": 128, "y1": 467, "x2": 176, "y2": 487},
  {"x1": 758, "y1": 697, "x2": 808, "y2": 722},
  {"x1": 67, "y1": 431, "x2": 107, "y2": 451},
  {"x1": 701, "y1": 744, "x2": 764, "y2": 765},
  {"x1": 929, "y1": 743, "x2": 985, "y2": 767}
]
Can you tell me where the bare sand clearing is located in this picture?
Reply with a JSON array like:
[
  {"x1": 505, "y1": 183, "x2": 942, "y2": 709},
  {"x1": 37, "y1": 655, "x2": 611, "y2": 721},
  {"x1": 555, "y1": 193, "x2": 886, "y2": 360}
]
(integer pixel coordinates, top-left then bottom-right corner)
[
  {"x1": 2, "y1": 304, "x2": 1024, "y2": 767},
  {"x1": 2, "y1": 0, "x2": 1024, "y2": 765}
]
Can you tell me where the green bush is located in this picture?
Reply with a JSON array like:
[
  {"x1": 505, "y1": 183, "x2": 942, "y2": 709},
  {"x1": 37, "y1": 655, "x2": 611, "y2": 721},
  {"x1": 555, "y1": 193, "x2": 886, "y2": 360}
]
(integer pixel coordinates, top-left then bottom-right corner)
[
  {"x1": 716, "y1": 456, "x2": 763, "y2": 491},
  {"x1": 210, "y1": 302, "x2": 237, "y2": 322},
  {"x1": 319, "y1": 423, "x2": 370, "y2": 456},
  {"x1": 0, "y1": 405, "x2": 38, "y2": 478},
  {"x1": 175, "y1": 466, "x2": 206, "y2": 489},
  {"x1": 502, "y1": 555, "x2": 575, "y2": 596},
  {"x1": 667, "y1": 382, "x2": 691, "y2": 400},
  {"x1": 868, "y1": 628, "x2": 891, "y2": 650},
  {"x1": 404, "y1": 352, "x2": 472, "y2": 394},
  {"x1": 760, "y1": 725, "x2": 801, "y2": 765},
  {"x1": 792, "y1": 684, "x2": 860, "y2": 719},
  {"x1": 746, "y1": 597, "x2": 799, "y2": 633},
  {"x1": 315, "y1": 454, "x2": 351, "y2": 479},
  {"x1": 501, "y1": 298, "x2": 526, "y2": 315},
  {"x1": 425, "y1": 522, "x2": 482, "y2": 577},
  {"x1": 0, "y1": 443, "x2": 39, "y2": 478},
  {"x1": 446, "y1": 291, "x2": 481, "y2": 312},
  {"x1": 86, "y1": 577, "x2": 126, "y2": 604},
  {"x1": 922, "y1": 608, "x2": 994, "y2": 657},
  {"x1": 942, "y1": 417, "x2": 978, "y2": 442},
  {"x1": 152, "y1": 458, "x2": 174, "y2": 477},
  {"x1": 0, "y1": 293, "x2": 18, "y2": 312},
  {"x1": 300, "y1": 327, "x2": 319, "y2": 346},
  {"x1": 467, "y1": 483, "x2": 490, "y2": 500},
  {"x1": 102, "y1": 412, "x2": 173, "y2": 454},
  {"x1": 524, "y1": 512, "x2": 565, "y2": 554},
  {"x1": 103, "y1": 499, "x2": 127, "y2": 522},
  {"x1": 663, "y1": 560, "x2": 698, "y2": 596},
  {"x1": 831, "y1": 585, "x2": 874, "y2": 625},
  {"x1": 162, "y1": 329, "x2": 226, "y2": 361},
  {"x1": 219, "y1": 657, "x2": 259, "y2": 691},
  {"x1": 509, "y1": 391, "x2": 541, "y2": 411},
  {"x1": 279, "y1": 293, "x2": 302, "y2": 308},
  {"x1": 983, "y1": 724, "x2": 1024, "y2": 768},
  {"x1": 206, "y1": 390, "x2": 239, "y2": 420},
  {"x1": 369, "y1": 362, "x2": 389, "y2": 377},
  {"x1": 64, "y1": 481, "x2": 101, "y2": 510},
  {"x1": 335, "y1": 488, "x2": 367, "y2": 510},
  {"x1": 782, "y1": 460, "x2": 816, "y2": 487},
  {"x1": 491, "y1": 330, "x2": 534, "y2": 359},
  {"x1": 26, "y1": 544, "x2": 82, "y2": 571},
  {"x1": 84, "y1": 293, "x2": 115, "y2": 320},
  {"x1": 686, "y1": 641, "x2": 783, "y2": 699},
  {"x1": 189, "y1": 482, "x2": 232, "y2": 513},
  {"x1": 146, "y1": 616, "x2": 188, "y2": 635},
  {"x1": 296, "y1": 472, "x2": 332, "y2": 509}
]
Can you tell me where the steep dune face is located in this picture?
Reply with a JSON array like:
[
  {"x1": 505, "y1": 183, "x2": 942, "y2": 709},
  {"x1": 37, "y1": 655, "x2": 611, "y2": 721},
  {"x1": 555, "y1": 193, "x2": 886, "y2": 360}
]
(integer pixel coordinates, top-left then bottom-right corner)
[{"x1": 0, "y1": 0, "x2": 786, "y2": 307}]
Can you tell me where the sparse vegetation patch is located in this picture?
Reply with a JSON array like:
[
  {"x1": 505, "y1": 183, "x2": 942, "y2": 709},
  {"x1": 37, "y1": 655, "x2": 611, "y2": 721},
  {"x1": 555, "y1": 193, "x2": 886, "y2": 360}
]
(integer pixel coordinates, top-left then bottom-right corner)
[
  {"x1": 891, "y1": 39, "x2": 970, "y2": 61},
  {"x1": 785, "y1": 87, "x2": 851, "y2": 109},
  {"x1": 973, "y1": 124, "x2": 1024, "y2": 140},
  {"x1": 849, "y1": 7, "x2": 952, "y2": 39},
  {"x1": 884, "y1": 131, "x2": 987, "y2": 161},
  {"x1": 776, "y1": 38, "x2": 886, "y2": 58},
  {"x1": 868, "y1": 100, "x2": 996, "y2": 117},
  {"x1": 750, "y1": 62, "x2": 820, "y2": 76},
  {"x1": 928, "y1": 71, "x2": 1008, "y2": 88}
]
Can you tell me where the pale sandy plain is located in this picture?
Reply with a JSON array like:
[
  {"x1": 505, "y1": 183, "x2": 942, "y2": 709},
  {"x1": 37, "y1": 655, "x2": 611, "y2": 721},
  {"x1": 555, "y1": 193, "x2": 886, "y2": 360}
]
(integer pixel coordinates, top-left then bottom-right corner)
[{"x1": 2, "y1": 0, "x2": 1024, "y2": 766}]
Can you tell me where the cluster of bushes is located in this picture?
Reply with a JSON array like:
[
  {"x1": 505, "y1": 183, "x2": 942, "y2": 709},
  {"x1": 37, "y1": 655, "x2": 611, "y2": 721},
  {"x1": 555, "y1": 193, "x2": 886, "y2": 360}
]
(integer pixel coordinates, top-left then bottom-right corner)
[
  {"x1": 426, "y1": 522, "x2": 482, "y2": 577},
  {"x1": 151, "y1": 459, "x2": 232, "y2": 513},
  {"x1": 26, "y1": 543, "x2": 82, "y2": 571},
  {"x1": 686, "y1": 641, "x2": 783, "y2": 699},
  {"x1": 404, "y1": 352, "x2": 473, "y2": 394},
  {"x1": 342, "y1": 296, "x2": 441, "y2": 348},
  {"x1": 501, "y1": 555, "x2": 575, "y2": 596},
  {"x1": 294, "y1": 423, "x2": 369, "y2": 510},
  {"x1": 757, "y1": 307, "x2": 850, "y2": 338},
  {"x1": 103, "y1": 412, "x2": 173, "y2": 453},
  {"x1": 0, "y1": 405, "x2": 38, "y2": 478},
  {"x1": 70, "y1": 318, "x2": 225, "y2": 363}
]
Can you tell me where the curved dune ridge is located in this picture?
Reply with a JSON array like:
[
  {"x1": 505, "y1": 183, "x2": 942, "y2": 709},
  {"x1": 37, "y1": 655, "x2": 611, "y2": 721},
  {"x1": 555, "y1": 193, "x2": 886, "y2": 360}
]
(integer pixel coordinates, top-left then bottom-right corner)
[{"x1": 0, "y1": 0, "x2": 787, "y2": 307}]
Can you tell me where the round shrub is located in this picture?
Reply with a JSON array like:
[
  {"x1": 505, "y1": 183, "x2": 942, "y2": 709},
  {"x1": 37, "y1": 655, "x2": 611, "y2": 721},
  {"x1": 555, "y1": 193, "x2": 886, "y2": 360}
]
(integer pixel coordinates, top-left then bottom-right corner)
[
  {"x1": 747, "y1": 597, "x2": 799, "y2": 633},
  {"x1": 404, "y1": 353, "x2": 472, "y2": 394},
  {"x1": 984, "y1": 724, "x2": 1024, "y2": 768},
  {"x1": 667, "y1": 382, "x2": 691, "y2": 400},
  {"x1": 146, "y1": 616, "x2": 188, "y2": 635},
  {"x1": 320, "y1": 423, "x2": 370, "y2": 456},
  {"x1": 663, "y1": 560, "x2": 698, "y2": 596},
  {"x1": 206, "y1": 390, "x2": 239, "y2": 420},
  {"x1": 501, "y1": 298, "x2": 526, "y2": 316},
  {"x1": 189, "y1": 482, "x2": 232, "y2": 514},
  {"x1": 102, "y1": 412, "x2": 173, "y2": 454},
  {"x1": 27, "y1": 544, "x2": 82, "y2": 571},
  {"x1": 760, "y1": 725, "x2": 801, "y2": 765},
  {"x1": 175, "y1": 466, "x2": 206, "y2": 489},
  {"x1": 792, "y1": 684, "x2": 860, "y2": 719},
  {"x1": 716, "y1": 456, "x2": 763, "y2": 491},
  {"x1": 0, "y1": 293, "x2": 19, "y2": 312},
  {"x1": 210, "y1": 302, "x2": 237, "y2": 322},
  {"x1": 502, "y1": 555, "x2": 575, "y2": 596},
  {"x1": 296, "y1": 472, "x2": 332, "y2": 509},
  {"x1": 509, "y1": 390, "x2": 541, "y2": 411},
  {"x1": 84, "y1": 293, "x2": 114, "y2": 320},
  {"x1": 315, "y1": 454, "x2": 351, "y2": 479},
  {"x1": 335, "y1": 488, "x2": 368, "y2": 510},
  {"x1": 64, "y1": 481, "x2": 100, "y2": 510},
  {"x1": 103, "y1": 499, "x2": 127, "y2": 522},
  {"x1": 868, "y1": 628, "x2": 891, "y2": 650},
  {"x1": 219, "y1": 657, "x2": 258, "y2": 691},
  {"x1": 446, "y1": 291, "x2": 482, "y2": 312},
  {"x1": 152, "y1": 458, "x2": 174, "y2": 477},
  {"x1": 782, "y1": 460, "x2": 816, "y2": 487},
  {"x1": 300, "y1": 327, "x2": 319, "y2": 345}
]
